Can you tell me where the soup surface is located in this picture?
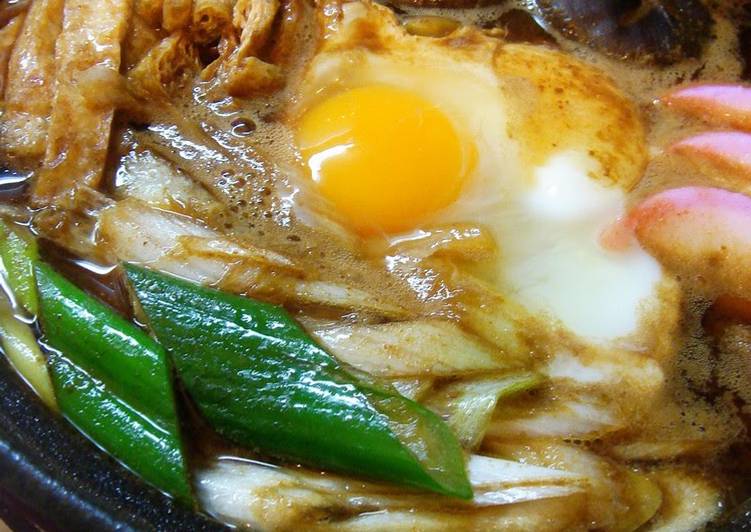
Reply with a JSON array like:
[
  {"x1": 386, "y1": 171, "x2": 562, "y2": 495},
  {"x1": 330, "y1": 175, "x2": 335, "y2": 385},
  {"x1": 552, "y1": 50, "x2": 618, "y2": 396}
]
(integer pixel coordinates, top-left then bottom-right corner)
[{"x1": 0, "y1": 0, "x2": 750, "y2": 530}]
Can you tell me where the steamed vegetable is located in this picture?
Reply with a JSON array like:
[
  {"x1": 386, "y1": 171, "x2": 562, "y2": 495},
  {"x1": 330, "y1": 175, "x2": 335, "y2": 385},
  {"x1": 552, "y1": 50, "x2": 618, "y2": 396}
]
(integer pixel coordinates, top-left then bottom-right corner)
[
  {"x1": 35, "y1": 263, "x2": 192, "y2": 503},
  {"x1": 0, "y1": 296, "x2": 55, "y2": 407},
  {"x1": 487, "y1": 394, "x2": 621, "y2": 441},
  {"x1": 486, "y1": 439, "x2": 662, "y2": 530},
  {"x1": 126, "y1": 263, "x2": 472, "y2": 499},
  {"x1": 309, "y1": 319, "x2": 515, "y2": 377},
  {"x1": 647, "y1": 468, "x2": 721, "y2": 531},
  {"x1": 616, "y1": 470, "x2": 663, "y2": 532},
  {"x1": 0, "y1": 222, "x2": 54, "y2": 406},
  {"x1": 0, "y1": 220, "x2": 38, "y2": 314},
  {"x1": 390, "y1": 378, "x2": 434, "y2": 401},
  {"x1": 99, "y1": 199, "x2": 410, "y2": 319},
  {"x1": 425, "y1": 373, "x2": 543, "y2": 449},
  {"x1": 197, "y1": 455, "x2": 586, "y2": 530}
]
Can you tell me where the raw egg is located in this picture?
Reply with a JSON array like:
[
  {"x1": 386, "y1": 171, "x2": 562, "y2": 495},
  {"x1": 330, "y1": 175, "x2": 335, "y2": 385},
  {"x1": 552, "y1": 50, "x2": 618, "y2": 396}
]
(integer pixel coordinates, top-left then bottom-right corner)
[
  {"x1": 296, "y1": 85, "x2": 473, "y2": 234},
  {"x1": 290, "y1": 0, "x2": 675, "y2": 348}
]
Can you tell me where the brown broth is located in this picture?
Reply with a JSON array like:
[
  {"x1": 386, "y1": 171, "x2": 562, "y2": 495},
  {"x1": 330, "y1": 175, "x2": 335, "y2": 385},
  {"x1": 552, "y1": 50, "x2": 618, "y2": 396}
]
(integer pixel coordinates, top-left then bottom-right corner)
[
  {"x1": 0, "y1": 168, "x2": 30, "y2": 204},
  {"x1": 1, "y1": 0, "x2": 751, "y2": 527},
  {"x1": 170, "y1": 4, "x2": 751, "y2": 521}
]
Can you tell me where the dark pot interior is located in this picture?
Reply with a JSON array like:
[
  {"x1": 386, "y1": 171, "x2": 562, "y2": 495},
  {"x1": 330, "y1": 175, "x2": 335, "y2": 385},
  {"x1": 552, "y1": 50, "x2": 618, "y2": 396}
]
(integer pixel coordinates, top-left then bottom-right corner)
[{"x1": 0, "y1": 356, "x2": 226, "y2": 531}]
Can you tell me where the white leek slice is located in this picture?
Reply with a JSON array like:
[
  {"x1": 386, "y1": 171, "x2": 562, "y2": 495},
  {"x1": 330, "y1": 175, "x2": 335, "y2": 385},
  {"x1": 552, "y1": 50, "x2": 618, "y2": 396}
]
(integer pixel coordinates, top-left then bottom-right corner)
[
  {"x1": 114, "y1": 149, "x2": 222, "y2": 219},
  {"x1": 389, "y1": 378, "x2": 434, "y2": 401},
  {"x1": 646, "y1": 468, "x2": 722, "y2": 532},
  {"x1": 98, "y1": 199, "x2": 408, "y2": 318},
  {"x1": 310, "y1": 320, "x2": 513, "y2": 377},
  {"x1": 425, "y1": 373, "x2": 542, "y2": 449},
  {"x1": 488, "y1": 395, "x2": 621, "y2": 441},
  {"x1": 196, "y1": 454, "x2": 586, "y2": 530},
  {"x1": 322, "y1": 496, "x2": 584, "y2": 531}
]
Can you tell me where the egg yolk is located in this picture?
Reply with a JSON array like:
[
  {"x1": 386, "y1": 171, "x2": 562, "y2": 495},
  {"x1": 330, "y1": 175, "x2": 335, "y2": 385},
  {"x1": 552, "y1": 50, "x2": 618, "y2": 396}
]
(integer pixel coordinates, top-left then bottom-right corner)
[{"x1": 296, "y1": 85, "x2": 471, "y2": 235}]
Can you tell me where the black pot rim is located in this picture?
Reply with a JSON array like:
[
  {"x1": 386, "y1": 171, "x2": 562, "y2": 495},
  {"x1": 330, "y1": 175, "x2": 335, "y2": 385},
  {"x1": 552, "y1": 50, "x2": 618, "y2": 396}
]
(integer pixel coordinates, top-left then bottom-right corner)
[{"x1": 0, "y1": 355, "x2": 228, "y2": 532}]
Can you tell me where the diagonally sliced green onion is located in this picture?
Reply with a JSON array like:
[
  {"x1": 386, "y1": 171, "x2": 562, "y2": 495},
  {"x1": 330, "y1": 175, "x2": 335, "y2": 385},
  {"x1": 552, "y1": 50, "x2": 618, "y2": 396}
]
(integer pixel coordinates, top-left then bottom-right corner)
[
  {"x1": 36, "y1": 262, "x2": 192, "y2": 503},
  {"x1": 0, "y1": 296, "x2": 56, "y2": 408},
  {"x1": 0, "y1": 221, "x2": 54, "y2": 407},
  {"x1": 125, "y1": 263, "x2": 472, "y2": 499},
  {"x1": 48, "y1": 351, "x2": 190, "y2": 496},
  {"x1": 0, "y1": 220, "x2": 39, "y2": 315}
]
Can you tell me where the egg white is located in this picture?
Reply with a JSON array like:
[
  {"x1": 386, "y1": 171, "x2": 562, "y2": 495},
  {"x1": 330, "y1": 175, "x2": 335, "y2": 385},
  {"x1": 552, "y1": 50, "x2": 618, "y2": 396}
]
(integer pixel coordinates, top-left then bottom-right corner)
[
  {"x1": 459, "y1": 150, "x2": 663, "y2": 342},
  {"x1": 292, "y1": 0, "x2": 672, "y2": 348}
]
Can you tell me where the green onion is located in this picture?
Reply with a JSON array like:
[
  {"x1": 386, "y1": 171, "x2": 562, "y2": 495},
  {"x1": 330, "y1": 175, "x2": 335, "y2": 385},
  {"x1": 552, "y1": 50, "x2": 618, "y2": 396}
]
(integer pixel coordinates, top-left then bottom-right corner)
[
  {"x1": 0, "y1": 296, "x2": 56, "y2": 408},
  {"x1": 426, "y1": 372, "x2": 544, "y2": 450},
  {"x1": 0, "y1": 221, "x2": 39, "y2": 315},
  {"x1": 126, "y1": 263, "x2": 472, "y2": 499},
  {"x1": 36, "y1": 263, "x2": 192, "y2": 503},
  {"x1": 0, "y1": 222, "x2": 54, "y2": 407}
]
